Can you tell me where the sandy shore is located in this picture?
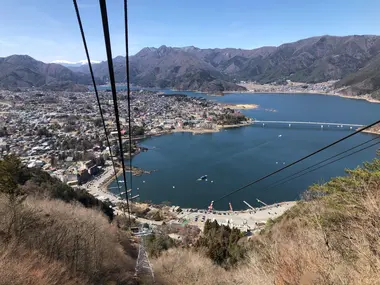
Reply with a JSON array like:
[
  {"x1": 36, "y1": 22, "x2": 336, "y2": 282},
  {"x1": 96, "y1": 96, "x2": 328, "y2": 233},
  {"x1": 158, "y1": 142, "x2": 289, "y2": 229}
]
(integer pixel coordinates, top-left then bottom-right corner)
[
  {"x1": 319, "y1": 92, "x2": 380, "y2": 104},
  {"x1": 223, "y1": 103, "x2": 259, "y2": 110}
]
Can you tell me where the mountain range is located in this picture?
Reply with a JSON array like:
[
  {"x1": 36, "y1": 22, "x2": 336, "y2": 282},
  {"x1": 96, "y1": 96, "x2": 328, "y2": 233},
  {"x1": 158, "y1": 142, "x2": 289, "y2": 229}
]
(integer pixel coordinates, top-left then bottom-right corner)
[
  {"x1": 1, "y1": 35, "x2": 380, "y2": 98},
  {"x1": 0, "y1": 55, "x2": 100, "y2": 91}
]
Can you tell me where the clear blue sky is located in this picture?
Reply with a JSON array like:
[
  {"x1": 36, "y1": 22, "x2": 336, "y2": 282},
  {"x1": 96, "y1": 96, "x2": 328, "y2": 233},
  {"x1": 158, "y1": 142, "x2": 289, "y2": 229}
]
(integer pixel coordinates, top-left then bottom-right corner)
[{"x1": 0, "y1": 0, "x2": 379, "y2": 62}]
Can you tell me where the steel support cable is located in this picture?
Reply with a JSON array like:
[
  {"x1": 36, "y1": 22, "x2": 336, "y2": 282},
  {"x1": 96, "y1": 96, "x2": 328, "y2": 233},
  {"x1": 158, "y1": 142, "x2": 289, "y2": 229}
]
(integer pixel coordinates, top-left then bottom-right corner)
[
  {"x1": 261, "y1": 136, "x2": 380, "y2": 191},
  {"x1": 267, "y1": 140, "x2": 380, "y2": 190},
  {"x1": 73, "y1": 0, "x2": 123, "y2": 203},
  {"x1": 123, "y1": 0, "x2": 135, "y2": 198},
  {"x1": 99, "y1": 0, "x2": 131, "y2": 224},
  {"x1": 214, "y1": 120, "x2": 380, "y2": 203}
]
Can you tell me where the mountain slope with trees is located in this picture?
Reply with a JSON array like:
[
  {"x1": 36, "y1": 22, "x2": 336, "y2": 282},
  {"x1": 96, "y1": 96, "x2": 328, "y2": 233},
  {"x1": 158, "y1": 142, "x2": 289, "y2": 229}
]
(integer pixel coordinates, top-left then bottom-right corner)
[
  {"x1": 237, "y1": 35, "x2": 380, "y2": 84},
  {"x1": 335, "y1": 52, "x2": 380, "y2": 100}
]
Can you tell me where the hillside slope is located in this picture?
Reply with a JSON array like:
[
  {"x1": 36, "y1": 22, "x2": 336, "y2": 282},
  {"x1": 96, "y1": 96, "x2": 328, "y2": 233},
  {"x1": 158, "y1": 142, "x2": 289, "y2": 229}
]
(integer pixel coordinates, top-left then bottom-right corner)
[
  {"x1": 335, "y1": 53, "x2": 380, "y2": 100},
  {"x1": 238, "y1": 35, "x2": 380, "y2": 83},
  {"x1": 0, "y1": 156, "x2": 137, "y2": 285}
]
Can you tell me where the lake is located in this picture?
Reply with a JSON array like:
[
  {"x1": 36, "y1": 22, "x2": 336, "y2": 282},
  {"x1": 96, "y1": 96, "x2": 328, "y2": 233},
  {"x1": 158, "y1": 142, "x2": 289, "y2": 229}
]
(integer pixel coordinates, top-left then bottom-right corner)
[{"x1": 109, "y1": 91, "x2": 380, "y2": 210}]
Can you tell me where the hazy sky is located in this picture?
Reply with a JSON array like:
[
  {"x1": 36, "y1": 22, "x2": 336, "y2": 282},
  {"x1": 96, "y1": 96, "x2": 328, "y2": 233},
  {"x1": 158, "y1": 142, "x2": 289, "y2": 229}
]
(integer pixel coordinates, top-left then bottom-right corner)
[{"x1": 0, "y1": 0, "x2": 379, "y2": 63}]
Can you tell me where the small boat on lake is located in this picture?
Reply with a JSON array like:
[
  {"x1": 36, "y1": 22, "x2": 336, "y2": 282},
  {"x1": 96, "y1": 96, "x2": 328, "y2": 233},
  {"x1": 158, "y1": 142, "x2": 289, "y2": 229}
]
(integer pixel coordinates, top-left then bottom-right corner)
[{"x1": 197, "y1": 175, "x2": 208, "y2": 181}]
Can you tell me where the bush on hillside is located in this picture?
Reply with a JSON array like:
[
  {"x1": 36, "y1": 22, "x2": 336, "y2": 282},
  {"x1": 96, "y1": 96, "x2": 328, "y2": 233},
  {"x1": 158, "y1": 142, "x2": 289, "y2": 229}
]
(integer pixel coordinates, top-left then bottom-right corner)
[
  {"x1": 196, "y1": 220, "x2": 247, "y2": 268},
  {"x1": 144, "y1": 233, "x2": 175, "y2": 258}
]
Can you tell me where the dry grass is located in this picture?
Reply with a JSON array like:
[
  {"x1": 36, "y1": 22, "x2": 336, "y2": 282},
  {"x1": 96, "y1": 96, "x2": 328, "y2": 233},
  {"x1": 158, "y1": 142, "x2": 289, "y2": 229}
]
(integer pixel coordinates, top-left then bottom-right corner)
[
  {"x1": 0, "y1": 244, "x2": 87, "y2": 285},
  {"x1": 0, "y1": 195, "x2": 137, "y2": 285},
  {"x1": 254, "y1": 175, "x2": 380, "y2": 285},
  {"x1": 154, "y1": 249, "x2": 231, "y2": 285},
  {"x1": 153, "y1": 249, "x2": 271, "y2": 285}
]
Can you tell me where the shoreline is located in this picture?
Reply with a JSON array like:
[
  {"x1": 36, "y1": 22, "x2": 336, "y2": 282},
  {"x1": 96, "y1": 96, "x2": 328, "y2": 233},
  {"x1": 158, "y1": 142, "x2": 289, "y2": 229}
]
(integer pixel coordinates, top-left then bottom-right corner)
[
  {"x1": 362, "y1": 129, "x2": 380, "y2": 136},
  {"x1": 100, "y1": 167, "x2": 123, "y2": 191},
  {"x1": 170, "y1": 121, "x2": 254, "y2": 134},
  {"x1": 102, "y1": 85, "x2": 380, "y2": 104},
  {"x1": 223, "y1": 90, "x2": 380, "y2": 104},
  {"x1": 178, "y1": 201, "x2": 296, "y2": 231},
  {"x1": 222, "y1": 103, "x2": 259, "y2": 110},
  {"x1": 85, "y1": 167, "x2": 297, "y2": 230}
]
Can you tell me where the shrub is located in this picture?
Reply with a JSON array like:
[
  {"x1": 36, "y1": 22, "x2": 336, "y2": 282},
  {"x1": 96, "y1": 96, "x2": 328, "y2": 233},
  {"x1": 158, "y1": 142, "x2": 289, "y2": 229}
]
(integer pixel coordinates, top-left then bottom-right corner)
[
  {"x1": 196, "y1": 220, "x2": 247, "y2": 268},
  {"x1": 145, "y1": 234, "x2": 175, "y2": 258}
]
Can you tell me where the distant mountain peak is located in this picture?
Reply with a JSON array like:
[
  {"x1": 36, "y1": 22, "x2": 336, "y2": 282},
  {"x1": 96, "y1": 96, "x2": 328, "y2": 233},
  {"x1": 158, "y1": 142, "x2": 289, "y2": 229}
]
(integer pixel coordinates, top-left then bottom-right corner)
[
  {"x1": 51, "y1": 59, "x2": 101, "y2": 67},
  {"x1": 5, "y1": 54, "x2": 36, "y2": 63},
  {"x1": 181, "y1": 46, "x2": 198, "y2": 52}
]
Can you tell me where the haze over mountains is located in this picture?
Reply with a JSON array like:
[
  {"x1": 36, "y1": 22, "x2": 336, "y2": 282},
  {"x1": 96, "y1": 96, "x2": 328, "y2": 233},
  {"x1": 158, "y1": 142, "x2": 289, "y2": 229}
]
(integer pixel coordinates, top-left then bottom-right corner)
[{"x1": 2, "y1": 35, "x2": 380, "y2": 97}]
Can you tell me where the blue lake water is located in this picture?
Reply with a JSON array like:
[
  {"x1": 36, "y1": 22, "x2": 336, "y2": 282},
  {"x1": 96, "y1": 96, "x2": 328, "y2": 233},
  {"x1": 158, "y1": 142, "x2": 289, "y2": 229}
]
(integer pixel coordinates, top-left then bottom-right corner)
[{"x1": 109, "y1": 90, "x2": 380, "y2": 210}]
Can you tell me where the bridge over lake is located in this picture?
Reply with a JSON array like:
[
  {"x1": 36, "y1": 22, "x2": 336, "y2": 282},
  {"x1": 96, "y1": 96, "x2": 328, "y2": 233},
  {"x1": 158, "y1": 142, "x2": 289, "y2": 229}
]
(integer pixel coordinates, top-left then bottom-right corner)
[{"x1": 253, "y1": 120, "x2": 364, "y2": 129}]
